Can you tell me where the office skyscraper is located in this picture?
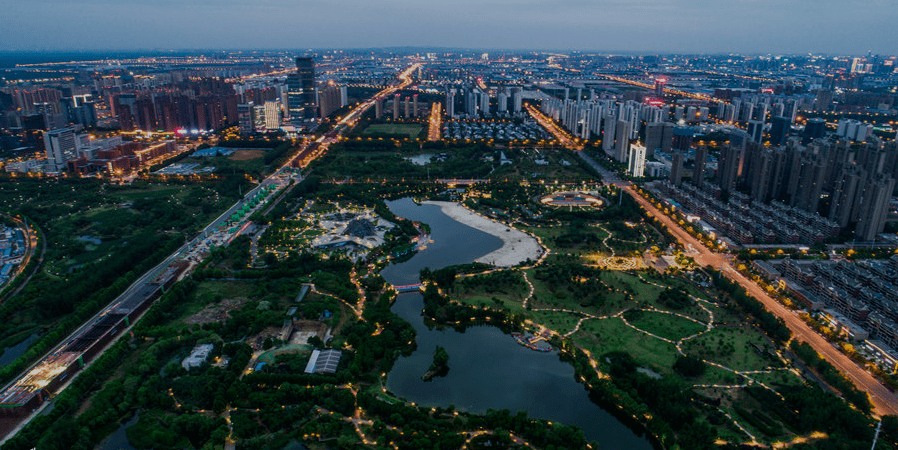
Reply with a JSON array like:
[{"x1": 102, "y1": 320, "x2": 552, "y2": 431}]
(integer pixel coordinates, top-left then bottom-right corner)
[
  {"x1": 237, "y1": 102, "x2": 255, "y2": 135},
  {"x1": 287, "y1": 57, "x2": 316, "y2": 123}
]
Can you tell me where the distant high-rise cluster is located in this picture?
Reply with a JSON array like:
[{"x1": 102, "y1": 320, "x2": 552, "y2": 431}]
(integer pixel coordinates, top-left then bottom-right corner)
[{"x1": 443, "y1": 84, "x2": 523, "y2": 119}]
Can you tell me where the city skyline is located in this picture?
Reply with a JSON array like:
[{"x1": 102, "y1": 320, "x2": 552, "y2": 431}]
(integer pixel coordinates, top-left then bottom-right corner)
[{"x1": 3, "y1": 0, "x2": 897, "y2": 54}]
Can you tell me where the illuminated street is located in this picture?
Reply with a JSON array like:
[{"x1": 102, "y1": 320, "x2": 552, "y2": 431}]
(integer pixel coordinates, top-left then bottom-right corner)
[{"x1": 428, "y1": 101, "x2": 442, "y2": 141}]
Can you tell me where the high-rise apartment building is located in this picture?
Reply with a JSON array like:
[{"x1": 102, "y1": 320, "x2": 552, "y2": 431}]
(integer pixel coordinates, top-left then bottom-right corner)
[
  {"x1": 613, "y1": 120, "x2": 631, "y2": 162},
  {"x1": 670, "y1": 151, "x2": 684, "y2": 185},
  {"x1": 645, "y1": 122, "x2": 674, "y2": 157},
  {"x1": 393, "y1": 94, "x2": 400, "y2": 120},
  {"x1": 718, "y1": 144, "x2": 743, "y2": 194},
  {"x1": 855, "y1": 176, "x2": 896, "y2": 241},
  {"x1": 43, "y1": 127, "x2": 79, "y2": 171},
  {"x1": 628, "y1": 144, "x2": 646, "y2": 177},
  {"x1": 693, "y1": 146, "x2": 708, "y2": 185},
  {"x1": 264, "y1": 101, "x2": 281, "y2": 130}
]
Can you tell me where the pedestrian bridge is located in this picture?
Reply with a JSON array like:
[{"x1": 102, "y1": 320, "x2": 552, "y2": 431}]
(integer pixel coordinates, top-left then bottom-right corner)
[{"x1": 393, "y1": 283, "x2": 424, "y2": 293}]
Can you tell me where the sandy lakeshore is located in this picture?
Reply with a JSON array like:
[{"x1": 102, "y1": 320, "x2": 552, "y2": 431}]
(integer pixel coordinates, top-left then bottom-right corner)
[{"x1": 422, "y1": 201, "x2": 544, "y2": 267}]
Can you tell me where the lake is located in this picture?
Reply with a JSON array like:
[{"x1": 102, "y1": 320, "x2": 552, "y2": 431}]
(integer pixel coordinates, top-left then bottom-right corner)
[{"x1": 382, "y1": 198, "x2": 652, "y2": 449}]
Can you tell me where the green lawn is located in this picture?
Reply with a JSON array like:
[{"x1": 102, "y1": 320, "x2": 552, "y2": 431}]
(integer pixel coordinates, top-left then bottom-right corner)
[
  {"x1": 108, "y1": 185, "x2": 184, "y2": 202},
  {"x1": 691, "y1": 363, "x2": 744, "y2": 386},
  {"x1": 623, "y1": 309, "x2": 707, "y2": 342},
  {"x1": 575, "y1": 317, "x2": 679, "y2": 371},
  {"x1": 528, "y1": 309, "x2": 585, "y2": 335},
  {"x1": 361, "y1": 124, "x2": 423, "y2": 138}
]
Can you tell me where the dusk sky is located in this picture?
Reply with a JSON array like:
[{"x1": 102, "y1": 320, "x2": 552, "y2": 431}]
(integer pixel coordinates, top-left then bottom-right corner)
[{"x1": 3, "y1": 0, "x2": 896, "y2": 54}]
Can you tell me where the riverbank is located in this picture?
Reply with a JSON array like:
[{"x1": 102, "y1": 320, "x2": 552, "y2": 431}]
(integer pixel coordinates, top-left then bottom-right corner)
[{"x1": 421, "y1": 201, "x2": 543, "y2": 267}]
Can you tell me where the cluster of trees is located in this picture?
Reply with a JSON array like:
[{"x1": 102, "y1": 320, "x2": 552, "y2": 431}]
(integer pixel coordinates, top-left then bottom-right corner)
[
  {"x1": 745, "y1": 384, "x2": 879, "y2": 449},
  {"x1": 356, "y1": 392, "x2": 595, "y2": 450},
  {"x1": 473, "y1": 180, "x2": 545, "y2": 213},
  {"x1": 533, "y1": 262, "x2": 614, "y2": 308},
  {"x1": 421, "y1": 284, "x2": 519, "y2": 331},
  {"x1": 552, "y1": 219, "x2": 605, "y2": 249},
  {"x1": 563, "y1": 349, "x2": 716, "y2": 449},
  {"x1": 0, "y1": 232, "x2": 182, "y2": 386},
  {"x1": 256, "y1": 219, "x2": 309, "y2": 250},
  {"x1": 657, "y1": 288, "x2": 693, "y2": 310},
  {"x1": 710, "y1": 270, "x2": 791, "y2": 343},
  {"x1": 733, "y1": 405, "x2": 784, "y2": 437},
  {"x1": 312, "y1": 142, "x2": 497, "y2": 181},
  {"x1": 423, "y1": 345, "x2": 450, "y2": 380},
  {"x1": 420, "y1": 266, "x2": 460, "y2": 289},
  {"x1": 0, "y1": 175, "x2": 254, "y2": 384},
  {"x1": 455, "y1": 269, "x2": 526, "y2": 297},
  {"x1": 789, "y1": 340, "x2": 873, "y2": 413},
  {"x1": 672, "y1": 355, "x2": 706, "y2": 378}
]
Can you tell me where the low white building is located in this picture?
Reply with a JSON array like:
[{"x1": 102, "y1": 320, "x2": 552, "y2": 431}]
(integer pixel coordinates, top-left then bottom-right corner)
[{"x1": 181, "y1": 343, "x2": 214, "y2": 370}]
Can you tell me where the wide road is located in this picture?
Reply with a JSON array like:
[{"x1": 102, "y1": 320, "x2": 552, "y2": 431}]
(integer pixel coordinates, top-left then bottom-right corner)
[
  {"x1": 575, "y1": 151, "x2": 898, "y2": 416},
  {"x1": 295, "y1": 62, "x2": 421, "y2": 167},
  {"x1": 524, "y1": 103, "x2": 582, "y2": 150}
]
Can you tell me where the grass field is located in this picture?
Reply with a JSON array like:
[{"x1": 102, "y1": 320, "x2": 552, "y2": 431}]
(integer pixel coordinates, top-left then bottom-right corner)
[
  {"x1": 529, "y1": 309, "x2": 585, "y2": 335},
  {"x1": 575, "y1": 317, "x2": 679, "y2": 371},
  {"x1": 229, "y1": 149, "x2": 265, "y2": 161},
  {"x1": 109, "y1": 185, "x2": 185, "y2": 201},
  {"x1": 623, "y1": 309, "x2": 707, "y2": 342},
  {"x1": 361, "y1": 124, "x2": 423, "y2": 138}
]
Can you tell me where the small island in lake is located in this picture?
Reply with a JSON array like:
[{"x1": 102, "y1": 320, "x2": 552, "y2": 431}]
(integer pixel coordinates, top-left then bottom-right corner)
[{"x1": 422, "y1": 345, "x2": 449, "y2": 381}]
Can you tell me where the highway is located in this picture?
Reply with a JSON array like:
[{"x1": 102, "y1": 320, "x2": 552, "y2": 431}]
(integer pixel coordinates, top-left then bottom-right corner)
[{"x1": 556, "y1": 128, "x2": 898, "y2": 417}]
